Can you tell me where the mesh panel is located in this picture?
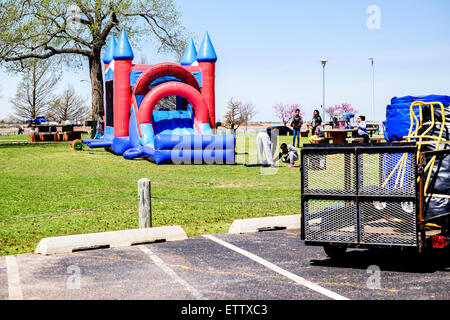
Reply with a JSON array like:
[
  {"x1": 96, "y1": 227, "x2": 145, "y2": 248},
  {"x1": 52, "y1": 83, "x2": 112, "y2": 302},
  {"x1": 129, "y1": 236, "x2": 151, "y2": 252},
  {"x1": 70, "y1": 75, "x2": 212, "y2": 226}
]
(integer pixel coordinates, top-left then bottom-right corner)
[
  {"x1": 359, "y1": 152, "x2": 416, "y2": 197},
  {"x1": 302, "y1": 147, "x2": 418, "y2": 247},
  {"x1": 359, "y1": 201, "x2": 417, "y2": 246},
  {"x1": 304, "y1": 153, "x2": 356, "y2": 195},
  {"x1": 304, "y1": 199, "x2": 357, "y2": 243}
]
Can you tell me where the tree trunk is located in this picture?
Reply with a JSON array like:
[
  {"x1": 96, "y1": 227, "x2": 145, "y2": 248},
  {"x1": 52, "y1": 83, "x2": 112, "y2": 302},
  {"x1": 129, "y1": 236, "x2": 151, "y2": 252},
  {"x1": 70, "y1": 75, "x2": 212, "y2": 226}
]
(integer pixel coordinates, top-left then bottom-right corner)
[{"x1": 89, "y1": 49, "x2": 104, "y2": 120}]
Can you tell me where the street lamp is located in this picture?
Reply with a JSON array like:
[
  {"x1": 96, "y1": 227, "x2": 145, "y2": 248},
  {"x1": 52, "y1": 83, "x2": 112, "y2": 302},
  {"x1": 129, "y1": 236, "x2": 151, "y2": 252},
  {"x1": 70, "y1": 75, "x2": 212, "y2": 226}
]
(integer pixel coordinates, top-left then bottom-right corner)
[
  {"x1": 321, "y1": 59, "x2": 328, "y2": 123},
  {"x1": 368, "y1": 57, "x2": 375, "y2": 122}
]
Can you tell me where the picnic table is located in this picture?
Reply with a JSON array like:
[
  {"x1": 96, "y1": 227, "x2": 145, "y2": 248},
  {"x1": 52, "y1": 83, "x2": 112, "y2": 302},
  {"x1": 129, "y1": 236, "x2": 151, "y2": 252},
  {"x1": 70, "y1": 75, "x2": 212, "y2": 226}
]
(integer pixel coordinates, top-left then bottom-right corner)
[
  {"x1": 323, "y1": 128, "x2": 378, "y2": 144},
  {"x1": 29, "y1": 124, "x2": 83, "y2": 142}
]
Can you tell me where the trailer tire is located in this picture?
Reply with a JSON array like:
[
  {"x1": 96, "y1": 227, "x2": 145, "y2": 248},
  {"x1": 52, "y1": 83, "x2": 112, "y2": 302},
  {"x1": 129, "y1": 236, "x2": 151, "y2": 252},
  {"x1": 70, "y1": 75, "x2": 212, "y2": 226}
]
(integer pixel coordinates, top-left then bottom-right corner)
[{"x1": 323, "y1": 244, "x2": 347, "y2": 259}]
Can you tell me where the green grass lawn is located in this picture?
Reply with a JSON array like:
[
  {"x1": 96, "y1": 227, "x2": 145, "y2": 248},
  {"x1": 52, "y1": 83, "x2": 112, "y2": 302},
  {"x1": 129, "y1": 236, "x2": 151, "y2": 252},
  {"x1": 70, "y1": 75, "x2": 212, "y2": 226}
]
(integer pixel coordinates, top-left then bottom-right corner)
[
  {"x1": 0, "y1": 133, "x2": 31, "y2": 143},
  {"x1": 0, "y1": 133, "x2": 308, "y2": 256}
]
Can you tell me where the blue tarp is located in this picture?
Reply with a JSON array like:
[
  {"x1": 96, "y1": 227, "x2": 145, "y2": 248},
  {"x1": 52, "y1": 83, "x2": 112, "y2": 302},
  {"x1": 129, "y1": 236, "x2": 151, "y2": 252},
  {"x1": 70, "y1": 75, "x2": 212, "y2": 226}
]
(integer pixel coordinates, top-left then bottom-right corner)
[{"x1": 384, "y1": 95, "x2": 450, "y2": 141}]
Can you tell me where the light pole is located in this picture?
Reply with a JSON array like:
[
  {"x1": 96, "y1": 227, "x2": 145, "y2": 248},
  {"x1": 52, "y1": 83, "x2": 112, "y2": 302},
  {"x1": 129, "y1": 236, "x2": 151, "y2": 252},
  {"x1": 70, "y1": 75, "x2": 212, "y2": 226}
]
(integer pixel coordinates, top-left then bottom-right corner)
[
  {"x1": 321, "y1": 59, "x2": 328, "y2": 123},
  {"x1": 368, "y1": 57, "x2": 375, "y2": 122}
]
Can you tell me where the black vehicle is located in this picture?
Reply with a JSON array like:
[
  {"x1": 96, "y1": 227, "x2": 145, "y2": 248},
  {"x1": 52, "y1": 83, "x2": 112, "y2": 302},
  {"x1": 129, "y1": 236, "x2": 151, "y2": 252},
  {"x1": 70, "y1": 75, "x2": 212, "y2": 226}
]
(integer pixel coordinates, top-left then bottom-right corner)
[{"x1": 267, "y1": 126, "x2": 293, "y2": 136}]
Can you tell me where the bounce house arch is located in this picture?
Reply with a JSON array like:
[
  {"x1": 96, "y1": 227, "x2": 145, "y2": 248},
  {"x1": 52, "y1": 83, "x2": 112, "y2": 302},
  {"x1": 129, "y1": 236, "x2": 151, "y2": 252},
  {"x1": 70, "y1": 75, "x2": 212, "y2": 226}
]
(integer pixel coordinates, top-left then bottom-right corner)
[
  {"x1": 138, "y1": 81, "x2": 209, "y2": 135},
  {"x1": 133, "y1": 62, "x2": 201, "y2": 96}
]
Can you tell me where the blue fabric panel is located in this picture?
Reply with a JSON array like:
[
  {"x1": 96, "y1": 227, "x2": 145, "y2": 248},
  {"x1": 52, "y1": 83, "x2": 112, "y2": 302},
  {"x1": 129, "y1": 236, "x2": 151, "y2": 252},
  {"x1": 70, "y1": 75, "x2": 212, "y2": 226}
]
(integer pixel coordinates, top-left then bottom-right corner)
[
  {"x1": 104, "y1": 126, "x2": 114, "y2": 139},
  {"x1": 112, "y1": 136, "x2": 131, "y2": 155},
  {"x1": 193, "y1": 72, "x2": 202, "y2": 87},
  {"x1": 197, "y1": 122, "x2": 213, "y2": 135},
  {"x1": 84, "y1": 140, "x2": 113, "y2": 148},
  {"x1": 135, "y1": 95, "x2": 145, "y2": 108},
  {"x1": 130, "y1": 71, "x2": 143, "y2": 86},
  {"x1": 139, "y1": 123, "x2": 155, "y2": 149},
  {"x1": 130, "y1": 72, "x2": 202, "y2": 88},
  {"x1": 143, "y1": 147, "x2": 235, "y2": 165},
  {"x1": 123, "y1": 148, "x2": 143, "y2": 159},
  {"x1": 152, "y1": 111, "x2": 194, "y2": 136},
  {"x1": 129, "y1": 106, "x2": 142, "y2": 150},
  {"x1": 151, "y1": 76, "x2": 180, "y2": 87},
  {"x1": 154, "y1": 134, "x2": 235, "y2": 150},
  {"x1": 105, "y1": 68, "x2": 114, "y2": 81},
  {"x1": 83, "y1": 126, "x2": 114, "y2": 148}
]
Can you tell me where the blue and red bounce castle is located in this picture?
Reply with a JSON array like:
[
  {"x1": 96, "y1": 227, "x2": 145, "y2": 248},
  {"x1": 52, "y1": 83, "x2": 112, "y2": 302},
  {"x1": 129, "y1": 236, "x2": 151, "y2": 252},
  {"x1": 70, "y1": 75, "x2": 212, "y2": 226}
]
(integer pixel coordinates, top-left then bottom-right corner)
[{"x1": 83, "y1": 29, "x2": 235, "y2": 165}]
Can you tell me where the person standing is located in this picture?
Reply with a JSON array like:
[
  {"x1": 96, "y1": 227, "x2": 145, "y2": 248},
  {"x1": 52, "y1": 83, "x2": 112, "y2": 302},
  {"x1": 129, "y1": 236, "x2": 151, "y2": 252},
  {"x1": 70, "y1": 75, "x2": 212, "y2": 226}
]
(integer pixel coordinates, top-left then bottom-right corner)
[
  {"x1": 311, "y1": 109, "x2": 322, "y2": 135},
  {"x1": 291, "y1": 109, "x2": 303, "y2": 148},
  {"x1": 95, "y1": 111, "x2": 105, "y2": 139},
  {"x1": 257, "y1": 128, "x2": 274, "y2": 166}
]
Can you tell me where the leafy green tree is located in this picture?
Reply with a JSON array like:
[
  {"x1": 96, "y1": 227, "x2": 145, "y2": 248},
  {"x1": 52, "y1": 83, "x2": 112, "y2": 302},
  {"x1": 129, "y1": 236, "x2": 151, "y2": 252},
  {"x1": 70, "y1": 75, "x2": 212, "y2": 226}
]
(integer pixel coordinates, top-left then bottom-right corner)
[{"x1": 0, "y1": 0, "x2": 186, "y2": 119}]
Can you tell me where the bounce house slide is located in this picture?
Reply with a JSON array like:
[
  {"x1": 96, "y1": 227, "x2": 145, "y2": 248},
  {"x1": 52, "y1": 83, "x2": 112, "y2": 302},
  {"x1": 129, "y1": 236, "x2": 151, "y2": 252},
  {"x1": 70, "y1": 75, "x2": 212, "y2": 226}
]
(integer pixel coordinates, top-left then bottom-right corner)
[{"x1": 82, "y1": 29, "x2": 235, "y2": 165}]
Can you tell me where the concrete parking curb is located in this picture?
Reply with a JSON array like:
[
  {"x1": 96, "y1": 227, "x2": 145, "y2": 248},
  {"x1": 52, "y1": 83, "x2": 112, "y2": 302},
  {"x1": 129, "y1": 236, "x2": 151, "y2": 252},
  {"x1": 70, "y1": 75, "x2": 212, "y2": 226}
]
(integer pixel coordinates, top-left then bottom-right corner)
[
  {"x1": 35, "y1": 226, "x2": 188, "y2": 255},
  {"x1": 228, "y1": 215, "x2": 300, "y2": 234}
]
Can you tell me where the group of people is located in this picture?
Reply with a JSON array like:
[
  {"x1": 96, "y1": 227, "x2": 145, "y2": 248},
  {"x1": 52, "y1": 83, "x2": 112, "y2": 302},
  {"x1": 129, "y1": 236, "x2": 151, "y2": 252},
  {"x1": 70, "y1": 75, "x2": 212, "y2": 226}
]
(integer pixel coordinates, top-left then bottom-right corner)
[{"x1": 257, "y1": 109, "x2": 370, "y2": 167}]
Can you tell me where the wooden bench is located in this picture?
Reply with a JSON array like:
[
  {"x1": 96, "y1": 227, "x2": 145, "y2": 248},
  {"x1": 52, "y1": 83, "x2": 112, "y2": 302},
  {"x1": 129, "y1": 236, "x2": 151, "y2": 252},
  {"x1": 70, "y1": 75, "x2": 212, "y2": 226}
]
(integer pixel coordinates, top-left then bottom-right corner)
[
  {"x1": 370, "y1": 136, "x2": 385, "y2": 143},
  {"x1": 312, "y1": 137, "x2": 333, "y2": 144},
  {"x1": 346, "y1": 137, "x2": 365, "y2": 144}
]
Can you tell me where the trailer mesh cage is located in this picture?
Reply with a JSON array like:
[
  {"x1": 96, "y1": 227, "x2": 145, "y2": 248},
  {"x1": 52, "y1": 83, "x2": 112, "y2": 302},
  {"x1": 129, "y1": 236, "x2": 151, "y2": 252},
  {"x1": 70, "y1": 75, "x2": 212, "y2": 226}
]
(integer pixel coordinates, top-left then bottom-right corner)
[{"x1": 301, "y1": 144, "x2": 419, "y2": 247}]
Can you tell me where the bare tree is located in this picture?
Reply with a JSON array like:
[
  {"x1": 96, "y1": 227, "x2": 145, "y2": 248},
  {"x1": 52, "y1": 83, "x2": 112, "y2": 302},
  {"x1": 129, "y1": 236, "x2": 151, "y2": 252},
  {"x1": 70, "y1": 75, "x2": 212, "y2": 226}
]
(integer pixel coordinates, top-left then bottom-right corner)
[
  {"x1": 240, "y1": 101, "x2": 257, "y2": 129},
  {"x1": 48, "y1": 85, "x2": 89, "y2": 122},
  {"x1": 223, "y1": 98, "x2": 256, "y2": 130},
  {"x1": 10, "y1": 59, "x2": 59, "y2": 120}
]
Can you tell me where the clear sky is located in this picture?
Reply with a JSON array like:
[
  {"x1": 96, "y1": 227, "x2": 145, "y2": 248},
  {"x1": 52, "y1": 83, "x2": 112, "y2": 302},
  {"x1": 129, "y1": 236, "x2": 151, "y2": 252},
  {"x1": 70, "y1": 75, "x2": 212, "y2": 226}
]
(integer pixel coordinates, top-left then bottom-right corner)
[{"x1": 0, "y1": 0, "x2": 449, "y2": 122}]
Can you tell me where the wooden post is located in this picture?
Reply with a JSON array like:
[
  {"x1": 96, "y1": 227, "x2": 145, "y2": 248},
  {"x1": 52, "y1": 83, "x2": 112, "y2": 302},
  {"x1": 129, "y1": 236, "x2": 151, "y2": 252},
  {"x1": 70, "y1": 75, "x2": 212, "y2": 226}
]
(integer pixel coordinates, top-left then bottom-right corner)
[{"x1": 138, "y1": 178, "x2": 152, "y2": 228}]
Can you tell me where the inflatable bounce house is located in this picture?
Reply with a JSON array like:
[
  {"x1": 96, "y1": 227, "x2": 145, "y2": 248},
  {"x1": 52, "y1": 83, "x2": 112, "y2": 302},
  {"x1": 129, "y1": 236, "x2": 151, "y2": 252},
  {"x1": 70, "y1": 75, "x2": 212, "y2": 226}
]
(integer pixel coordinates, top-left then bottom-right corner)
[{"x1": 83, "y1": 29, "x2": 235, "y2": 165}]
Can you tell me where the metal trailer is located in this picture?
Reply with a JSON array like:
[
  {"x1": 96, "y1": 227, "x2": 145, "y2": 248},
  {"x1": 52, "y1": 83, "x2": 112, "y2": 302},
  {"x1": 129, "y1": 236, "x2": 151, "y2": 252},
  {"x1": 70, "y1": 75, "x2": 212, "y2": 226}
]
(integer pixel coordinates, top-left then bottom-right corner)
[{"x1": 300, "y1": 142, "x2": 450, "y2": 259}]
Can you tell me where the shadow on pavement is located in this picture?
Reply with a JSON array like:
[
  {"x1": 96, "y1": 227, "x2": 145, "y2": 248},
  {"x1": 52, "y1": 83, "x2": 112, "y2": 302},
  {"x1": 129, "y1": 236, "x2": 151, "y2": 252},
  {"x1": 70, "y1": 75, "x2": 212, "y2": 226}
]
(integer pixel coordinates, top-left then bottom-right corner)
[{"x1": 310, "y1": 248, "x2": 450, "y2": 273}]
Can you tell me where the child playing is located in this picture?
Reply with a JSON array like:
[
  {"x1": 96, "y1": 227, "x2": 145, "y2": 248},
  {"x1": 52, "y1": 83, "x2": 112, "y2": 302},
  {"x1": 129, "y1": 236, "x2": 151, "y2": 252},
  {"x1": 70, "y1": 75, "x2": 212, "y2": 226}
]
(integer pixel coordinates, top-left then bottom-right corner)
[
  {"x1": 308, "y1": 120, "x2": 324, "y2": 143},
  {"x1": 356, "y1": 116, "x2": 369, "y2": 143},
  {"x1": 273, "y1": 143, "x2": 299, "y2": 167}
]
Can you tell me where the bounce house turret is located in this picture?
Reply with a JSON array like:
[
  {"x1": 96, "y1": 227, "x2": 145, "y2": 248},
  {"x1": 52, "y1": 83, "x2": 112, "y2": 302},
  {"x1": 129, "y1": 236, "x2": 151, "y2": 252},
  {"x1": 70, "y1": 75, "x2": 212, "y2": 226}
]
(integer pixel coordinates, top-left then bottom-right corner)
[
  {"x1": 103, "y1": 36, "x2": 117, "y2": 70},
  {"x1": 197, "y1": 32, "x2": 217, "y2": 129},
  {"x1": 112, "y1": 29, "x2": 134, "y2": 154},
  {"x1": 180, "y1": 39, "x2": 198, "y2": 66},
  {"x1": 82, "y1": 30, "x2": 235, "y2": 165}
]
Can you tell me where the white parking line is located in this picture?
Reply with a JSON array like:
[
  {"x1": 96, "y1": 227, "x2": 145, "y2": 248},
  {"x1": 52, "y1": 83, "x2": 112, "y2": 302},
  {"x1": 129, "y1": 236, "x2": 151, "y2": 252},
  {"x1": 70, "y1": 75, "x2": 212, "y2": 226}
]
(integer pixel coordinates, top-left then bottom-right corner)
[
  {"x1": 5, "y1": 256, "x2": 23, "y2": 300},
  {"x1": 203, "y1": 234, "x2": 350, "y2": 301},
  {"x1": 138, "y1": 246, "x2": 205, "y2": 300}
]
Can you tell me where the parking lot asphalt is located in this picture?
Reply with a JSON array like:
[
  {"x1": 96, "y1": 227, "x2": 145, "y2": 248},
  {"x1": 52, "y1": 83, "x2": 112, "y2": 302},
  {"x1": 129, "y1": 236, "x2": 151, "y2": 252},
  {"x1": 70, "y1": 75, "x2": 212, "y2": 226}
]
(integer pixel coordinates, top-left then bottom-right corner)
[{"x1": 0, "y1": 229, "x2": 449, "y2": 300}]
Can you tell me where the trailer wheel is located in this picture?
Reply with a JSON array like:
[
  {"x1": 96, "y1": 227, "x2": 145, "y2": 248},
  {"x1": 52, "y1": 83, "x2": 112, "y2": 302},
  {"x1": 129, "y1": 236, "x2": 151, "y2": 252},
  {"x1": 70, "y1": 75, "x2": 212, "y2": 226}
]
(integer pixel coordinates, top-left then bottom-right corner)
[{"x1": 323, "y1": 244, "x2": 347, "y2": 259}]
